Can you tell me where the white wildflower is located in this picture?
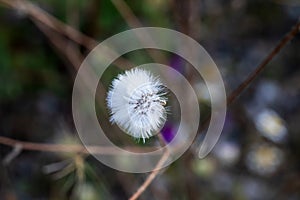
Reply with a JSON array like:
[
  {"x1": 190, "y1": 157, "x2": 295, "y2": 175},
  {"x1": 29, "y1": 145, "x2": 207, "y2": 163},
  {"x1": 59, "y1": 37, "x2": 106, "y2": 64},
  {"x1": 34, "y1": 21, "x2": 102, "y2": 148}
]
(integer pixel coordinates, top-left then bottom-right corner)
[
  {"x1": 246, "y1": 143, "x2": 283, "y2": 175},
  {"x1": 254, "y1": 109, "x2": 287, "y2": 143},
  {"x1": 106, "y1": 68, "x2": 167, "y2": 142}
]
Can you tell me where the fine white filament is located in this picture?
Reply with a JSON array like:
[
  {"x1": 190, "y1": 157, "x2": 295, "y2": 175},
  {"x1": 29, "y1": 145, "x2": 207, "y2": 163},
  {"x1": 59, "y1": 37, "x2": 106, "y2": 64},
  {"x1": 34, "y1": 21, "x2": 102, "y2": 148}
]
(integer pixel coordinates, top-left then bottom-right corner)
[{"x1": 106, "y1": 68, "x2": 167, "y2": 142}]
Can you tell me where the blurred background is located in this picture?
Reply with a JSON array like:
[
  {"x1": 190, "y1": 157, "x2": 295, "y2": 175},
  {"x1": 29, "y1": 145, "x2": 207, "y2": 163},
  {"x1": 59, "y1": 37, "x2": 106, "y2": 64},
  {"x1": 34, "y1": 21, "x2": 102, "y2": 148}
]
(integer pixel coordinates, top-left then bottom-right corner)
[{"x1": 1, "y1": 0, "x2": 300, "y2": 199}]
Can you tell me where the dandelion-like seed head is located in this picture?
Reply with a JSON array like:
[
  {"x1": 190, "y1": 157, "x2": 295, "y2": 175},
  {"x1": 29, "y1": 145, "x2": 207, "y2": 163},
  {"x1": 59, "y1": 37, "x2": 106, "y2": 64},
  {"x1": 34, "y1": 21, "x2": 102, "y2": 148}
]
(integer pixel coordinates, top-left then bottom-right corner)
[{"x1": 107, "y1": 68, "x2": 167, "y2": 142}]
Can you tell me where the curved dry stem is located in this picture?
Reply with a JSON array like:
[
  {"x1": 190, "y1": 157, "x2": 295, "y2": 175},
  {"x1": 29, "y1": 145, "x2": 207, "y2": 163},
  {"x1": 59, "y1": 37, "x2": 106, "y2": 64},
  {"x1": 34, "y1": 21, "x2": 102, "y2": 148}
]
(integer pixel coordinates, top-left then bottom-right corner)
[
  {"x1": 129, "y1": 147, "x2": 169, "y2": 200},
  {"x1": 0, "y1": 0, "x2": 132, "y2": 69}
]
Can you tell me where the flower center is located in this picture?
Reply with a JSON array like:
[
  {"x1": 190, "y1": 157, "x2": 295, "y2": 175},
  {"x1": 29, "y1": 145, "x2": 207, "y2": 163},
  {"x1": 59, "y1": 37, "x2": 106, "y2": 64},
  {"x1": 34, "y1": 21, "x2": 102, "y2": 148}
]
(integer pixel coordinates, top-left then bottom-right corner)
[
  {"x1": 129, "y1": 92, "x2": 154, "y2": 115},
  {"x1": 128, "y1": 83, "x2": 165, "y2": 118}
]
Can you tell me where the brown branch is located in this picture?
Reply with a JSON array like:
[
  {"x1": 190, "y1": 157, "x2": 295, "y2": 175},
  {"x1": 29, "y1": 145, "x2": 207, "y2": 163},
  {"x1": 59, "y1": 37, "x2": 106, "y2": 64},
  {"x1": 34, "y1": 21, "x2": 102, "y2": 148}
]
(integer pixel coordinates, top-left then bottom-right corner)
[
  {"x1": 197, "y1": 19, "x2": 300, "y2": 145},
  {"x1": 0, "y1": 0, "x2": 132, "y2": 69},
  {"x1": 111, "y1": 0, "x2": 167, "y2": 64},
  {"x1": 0, "y1": 136, "x2": 87, "y2": 153},
  {"x1": 0, "y1": 0, "x2": 97, "y2": 49},
  {"x1": 0, "y1": 136, "x2": 159, "y2": 154},
  {"x1": 33, "y1": 19, "x2": 109, "y2": 111},
  {"x1": 111, "y1": 0, "x2": 142, "y2": 29},
  {"x1": 129, "y1": 148, "x2": 170, "y2": 200},
  {"x1": 227, "y1": 19, "x2": 300, "y2": 105},
  {"x1": 128, "y1": 133, "x2": 169, "y2": 200},
  {"x1": 34, "y1": 20, "x2": 83, "y2": 70}
]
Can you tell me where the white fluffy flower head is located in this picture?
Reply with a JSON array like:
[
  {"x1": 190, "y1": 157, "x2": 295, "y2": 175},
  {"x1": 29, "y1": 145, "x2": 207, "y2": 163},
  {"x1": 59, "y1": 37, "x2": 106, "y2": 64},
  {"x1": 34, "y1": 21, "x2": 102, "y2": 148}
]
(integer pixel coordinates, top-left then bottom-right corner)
[{"x1": 107, "y1": 68, "x2": 167, "y2": 142}]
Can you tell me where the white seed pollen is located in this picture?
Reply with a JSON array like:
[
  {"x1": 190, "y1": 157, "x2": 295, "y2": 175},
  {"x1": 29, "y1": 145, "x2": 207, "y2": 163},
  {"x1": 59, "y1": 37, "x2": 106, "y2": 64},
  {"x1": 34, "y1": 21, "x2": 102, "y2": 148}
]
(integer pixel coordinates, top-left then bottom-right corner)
[{"x1": 106, "y1": 68, "x2": 167, "y2": 142}]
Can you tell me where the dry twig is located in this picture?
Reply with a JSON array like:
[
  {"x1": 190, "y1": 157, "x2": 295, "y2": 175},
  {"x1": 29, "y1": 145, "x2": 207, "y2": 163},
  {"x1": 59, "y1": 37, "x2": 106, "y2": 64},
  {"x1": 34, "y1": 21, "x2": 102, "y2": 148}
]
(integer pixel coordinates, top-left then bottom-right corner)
[
  {"x1": 129, "y1": 149, "x2": 170, "y2": 200},
  {"x1": 128, "y1": 133, "x2": 169, "y2": 200},
  {"x1": 0, "y1": 0, "x2": 97, "y2": 49},
  {"x1": 111, "y1": 0, "x2": 167, "y2": 64},
  {"x1": 0, "y1": 136, "x2": 159, "y2": 154},
  {"x1": 0, "y1": 0, "x2": 132, "y2": 69},
  {"x1": 227, "y1": 20, "x2": 300, "y2": 104}
]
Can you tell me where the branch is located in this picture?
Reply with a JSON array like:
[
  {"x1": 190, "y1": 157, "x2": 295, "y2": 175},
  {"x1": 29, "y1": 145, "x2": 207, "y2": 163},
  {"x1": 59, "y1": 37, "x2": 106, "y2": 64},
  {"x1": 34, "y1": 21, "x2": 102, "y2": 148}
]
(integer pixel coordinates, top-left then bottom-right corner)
[
  {"x1": 111, "y1": 0, "x2": 167, "y2": 64},
  {"x1": 129, "y1": 152, "x2": 169, "y2": 200},
  {"x1": 227, "y1": 20, "x2": 300, "y2": 104},
  {"x1": 0, "y1": 0, "x2": 97, "y2": 49},
  {"x1": 197, "y1": 19, "x2": 300, "y2": 152},
  {"x1": 0, "y1": 136, "x2": 159, "y2": 154},
  {"x1": 0, "y1": 0, "x2": 132, "y2": 69},
  {"x1": 129, "y1": 137, "x2": 169, "y2": 200}
]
